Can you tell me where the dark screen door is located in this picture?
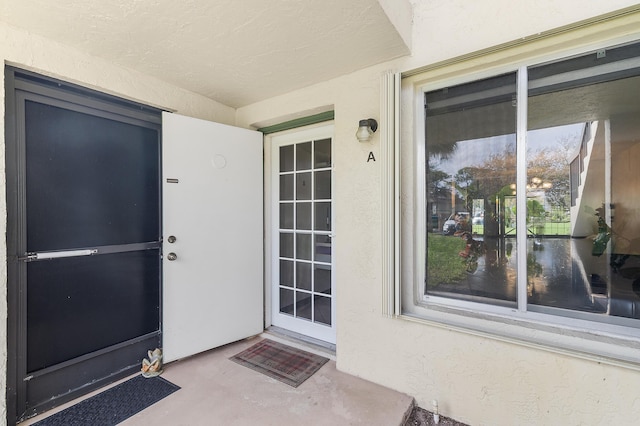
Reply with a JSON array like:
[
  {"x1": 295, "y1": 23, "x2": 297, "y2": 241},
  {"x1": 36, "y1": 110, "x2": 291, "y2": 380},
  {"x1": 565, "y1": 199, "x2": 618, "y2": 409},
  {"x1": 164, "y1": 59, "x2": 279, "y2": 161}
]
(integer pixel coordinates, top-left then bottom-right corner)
[{"x1": 6, "y1": 70, "x2": 162, "y2": 422}]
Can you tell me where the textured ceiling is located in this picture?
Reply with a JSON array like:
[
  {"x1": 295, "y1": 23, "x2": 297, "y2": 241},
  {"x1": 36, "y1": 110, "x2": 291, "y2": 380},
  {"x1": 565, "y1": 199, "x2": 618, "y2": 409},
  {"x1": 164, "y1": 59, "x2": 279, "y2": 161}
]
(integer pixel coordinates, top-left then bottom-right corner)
[{"x1": 1, "y1": 0, "x2": 411, "y2": 108}]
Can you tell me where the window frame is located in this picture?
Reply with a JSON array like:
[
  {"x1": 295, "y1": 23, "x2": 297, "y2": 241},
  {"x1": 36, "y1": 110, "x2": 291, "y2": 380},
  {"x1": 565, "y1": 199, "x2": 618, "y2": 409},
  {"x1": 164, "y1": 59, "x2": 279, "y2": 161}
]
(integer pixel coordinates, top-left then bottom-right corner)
[{"x1": 399, "y1": 34, "x2": 640, "y2": 368}]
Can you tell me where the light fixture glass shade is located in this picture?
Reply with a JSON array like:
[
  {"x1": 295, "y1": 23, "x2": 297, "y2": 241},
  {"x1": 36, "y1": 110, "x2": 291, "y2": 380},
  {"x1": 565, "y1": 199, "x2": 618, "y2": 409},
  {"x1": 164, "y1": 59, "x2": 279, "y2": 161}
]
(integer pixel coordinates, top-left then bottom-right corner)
[{"x1": 356, "y1": 120, "x2": 373, "y2": 142}]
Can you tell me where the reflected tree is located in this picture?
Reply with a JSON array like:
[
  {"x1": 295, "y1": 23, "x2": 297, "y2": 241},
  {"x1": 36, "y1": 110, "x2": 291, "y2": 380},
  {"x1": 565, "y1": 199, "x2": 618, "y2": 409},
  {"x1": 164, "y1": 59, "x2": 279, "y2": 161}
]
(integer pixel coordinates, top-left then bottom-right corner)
[
  {"x1": 453, "y1": 167, "x2": 477, "y2": 212},
  {"x1": 460, "y1": 149, "x2": 517, "y2": 236},
  {"x1": 527, "y1": 148, "x2": 570, "y2": 213},
  {"x1": 427, "y1": 161, "x2": 451, "y2": 201}
]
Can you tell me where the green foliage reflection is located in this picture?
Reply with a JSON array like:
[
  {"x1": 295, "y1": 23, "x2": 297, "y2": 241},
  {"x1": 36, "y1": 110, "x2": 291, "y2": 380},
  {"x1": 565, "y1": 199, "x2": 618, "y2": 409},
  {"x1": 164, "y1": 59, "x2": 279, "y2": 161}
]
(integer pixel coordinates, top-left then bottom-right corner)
[{"x1": 426, "y1": 233, "x2": 467, "y2": 288}]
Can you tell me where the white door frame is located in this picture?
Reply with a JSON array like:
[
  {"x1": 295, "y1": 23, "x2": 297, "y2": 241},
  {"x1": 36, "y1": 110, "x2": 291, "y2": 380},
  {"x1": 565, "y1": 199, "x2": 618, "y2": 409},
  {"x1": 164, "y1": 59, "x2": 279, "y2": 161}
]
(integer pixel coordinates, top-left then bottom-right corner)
[{"x1": 264, "y1": 123, "x2": 336, "y2": 344}]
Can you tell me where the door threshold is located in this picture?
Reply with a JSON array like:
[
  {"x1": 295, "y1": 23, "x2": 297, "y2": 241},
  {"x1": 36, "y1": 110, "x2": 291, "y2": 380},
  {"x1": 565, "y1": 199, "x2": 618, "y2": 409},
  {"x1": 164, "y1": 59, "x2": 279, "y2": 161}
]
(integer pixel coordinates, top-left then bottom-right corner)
[{"x1": 261, "y1": 326, "x2": 336, "y2": 360}]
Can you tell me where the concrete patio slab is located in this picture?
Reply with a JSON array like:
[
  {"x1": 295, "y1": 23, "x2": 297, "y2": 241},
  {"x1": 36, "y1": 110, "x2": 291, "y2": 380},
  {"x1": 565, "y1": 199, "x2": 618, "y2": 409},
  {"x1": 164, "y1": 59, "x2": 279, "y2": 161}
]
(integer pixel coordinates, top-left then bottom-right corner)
[{"x1": 23, "y1": 336, "x2": 414, "y2": 426}]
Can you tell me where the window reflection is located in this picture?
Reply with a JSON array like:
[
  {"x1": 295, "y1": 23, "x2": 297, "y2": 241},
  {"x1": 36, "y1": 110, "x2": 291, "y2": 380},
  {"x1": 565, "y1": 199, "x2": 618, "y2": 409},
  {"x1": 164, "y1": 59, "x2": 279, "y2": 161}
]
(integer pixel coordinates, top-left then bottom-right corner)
[
  {"x1": 424, "y1": 40, "x2": 640, "y2": 325},
  {"x1": 425, "y1": 73, "x2": 518, "y2": 305},
  {"x1": 525, "y1": 124, "x2": 588, "y2": 311},
  {"x1": 527, "y1": 49, "x2": 640, "y2": 320}
]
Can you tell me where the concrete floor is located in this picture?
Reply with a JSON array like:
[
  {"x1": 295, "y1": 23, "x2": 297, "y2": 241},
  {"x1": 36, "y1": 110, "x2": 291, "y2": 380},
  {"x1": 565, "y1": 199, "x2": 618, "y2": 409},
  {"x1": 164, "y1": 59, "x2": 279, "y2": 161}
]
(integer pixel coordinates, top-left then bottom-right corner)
[{"x1": 23, "y1": 335, "x2": 414, "y2": 426}]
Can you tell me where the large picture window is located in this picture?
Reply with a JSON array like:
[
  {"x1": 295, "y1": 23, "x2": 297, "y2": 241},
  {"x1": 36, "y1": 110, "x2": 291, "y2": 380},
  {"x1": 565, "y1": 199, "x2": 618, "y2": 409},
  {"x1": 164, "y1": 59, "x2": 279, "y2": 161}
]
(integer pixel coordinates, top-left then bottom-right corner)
[{"x1": 422, "y1": 40, "x2": 640, "y2": 329}]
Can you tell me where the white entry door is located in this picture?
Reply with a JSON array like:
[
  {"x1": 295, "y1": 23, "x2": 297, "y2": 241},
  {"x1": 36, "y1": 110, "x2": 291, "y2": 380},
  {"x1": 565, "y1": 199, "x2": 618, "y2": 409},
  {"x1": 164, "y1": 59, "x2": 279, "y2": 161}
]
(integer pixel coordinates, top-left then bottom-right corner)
[
  {"x1": 270, "y1": 124, "x2": 335, "y2": 344},
  {"x1": 162, "y1": 112, "x2": 263, "y2": 362}
]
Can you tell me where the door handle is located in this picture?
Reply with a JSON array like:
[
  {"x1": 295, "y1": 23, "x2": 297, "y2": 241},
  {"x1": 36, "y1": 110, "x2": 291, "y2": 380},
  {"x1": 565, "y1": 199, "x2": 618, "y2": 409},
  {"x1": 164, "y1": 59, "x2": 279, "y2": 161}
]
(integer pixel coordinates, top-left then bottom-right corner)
[
  {"x1": 19, "y1": 249, "x2": 98, "y2": 262},
  {"x1": 167, "y1": 252, "x2": 178, "y2": 261}
]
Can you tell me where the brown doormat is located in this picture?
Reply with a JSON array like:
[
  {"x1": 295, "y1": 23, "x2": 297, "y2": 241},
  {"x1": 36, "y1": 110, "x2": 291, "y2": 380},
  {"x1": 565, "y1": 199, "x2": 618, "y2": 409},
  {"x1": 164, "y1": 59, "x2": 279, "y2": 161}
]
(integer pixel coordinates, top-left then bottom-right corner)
[{"x1": 230, "y1": 339, "x2": 329, "y2": 387}]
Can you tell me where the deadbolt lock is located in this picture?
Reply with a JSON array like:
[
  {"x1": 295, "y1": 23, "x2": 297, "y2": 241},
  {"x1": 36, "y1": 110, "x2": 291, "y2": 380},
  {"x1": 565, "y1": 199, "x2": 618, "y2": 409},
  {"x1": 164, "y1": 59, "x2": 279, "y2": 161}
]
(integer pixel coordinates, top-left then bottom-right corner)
[{"x1": 167, "y1": 235, "x2": 176, "y2": 243}]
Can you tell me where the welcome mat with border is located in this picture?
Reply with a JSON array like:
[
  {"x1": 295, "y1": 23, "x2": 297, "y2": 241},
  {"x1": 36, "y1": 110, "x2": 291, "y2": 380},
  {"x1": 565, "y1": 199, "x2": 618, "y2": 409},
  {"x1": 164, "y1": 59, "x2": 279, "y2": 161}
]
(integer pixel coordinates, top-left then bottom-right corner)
[
  {"x1": 33, "y1": 375, "x2": 180, "y2": 426},
  {"x1": 230, "y1": 339, "x2": 329, "y2": 388}
]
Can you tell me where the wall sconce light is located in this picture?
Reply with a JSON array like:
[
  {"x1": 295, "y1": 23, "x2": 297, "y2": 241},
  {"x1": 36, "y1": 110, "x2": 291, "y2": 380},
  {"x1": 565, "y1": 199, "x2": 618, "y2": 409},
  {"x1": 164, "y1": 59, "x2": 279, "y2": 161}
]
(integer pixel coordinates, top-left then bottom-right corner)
[{"x1": 356, "y1": 118, "x2": 378, "y2": 142}]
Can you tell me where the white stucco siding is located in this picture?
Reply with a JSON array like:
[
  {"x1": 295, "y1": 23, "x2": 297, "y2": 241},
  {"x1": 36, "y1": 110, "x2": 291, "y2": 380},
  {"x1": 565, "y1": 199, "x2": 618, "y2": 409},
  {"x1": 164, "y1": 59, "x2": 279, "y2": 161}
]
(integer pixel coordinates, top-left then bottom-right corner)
[
  {"x1": 238, "y1": 2, "x2": 640, "y2": 425},
  {"x1": 409, "y1": 0, "x2": 640, "y2": 68},
  {"x1": 347, "y1": 316, "x2": 640, "y2": 424}
]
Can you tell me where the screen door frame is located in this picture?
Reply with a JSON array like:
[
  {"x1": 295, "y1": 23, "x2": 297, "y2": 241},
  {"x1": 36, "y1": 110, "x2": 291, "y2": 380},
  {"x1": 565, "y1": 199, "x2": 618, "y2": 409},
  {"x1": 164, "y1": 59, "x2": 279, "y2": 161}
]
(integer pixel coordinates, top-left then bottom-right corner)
[{"x1": 5, "y1": 67, "x2": 163, "y2": 423}]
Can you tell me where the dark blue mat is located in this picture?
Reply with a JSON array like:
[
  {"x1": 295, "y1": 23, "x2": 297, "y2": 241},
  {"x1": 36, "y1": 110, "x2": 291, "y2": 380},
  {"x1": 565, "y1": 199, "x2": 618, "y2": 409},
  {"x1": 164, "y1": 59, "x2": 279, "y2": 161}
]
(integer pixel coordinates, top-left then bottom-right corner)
[{"x1": 33, "y1": 375, "x2": 180, "y2": 426}]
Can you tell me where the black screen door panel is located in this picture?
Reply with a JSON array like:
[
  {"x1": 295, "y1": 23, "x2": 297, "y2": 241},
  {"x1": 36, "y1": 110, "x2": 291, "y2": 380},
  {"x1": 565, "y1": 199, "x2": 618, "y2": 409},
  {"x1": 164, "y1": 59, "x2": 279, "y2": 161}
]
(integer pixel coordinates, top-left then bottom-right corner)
[
  {"x1": 25, "y1": 100, "x2": 160, "y2": 250},
  {"x1": 13, "y1": 90, "x2": 161, "y2": 419},
  {"x1": 26, "y1": 250, "x2": 160, "y2": 372}
]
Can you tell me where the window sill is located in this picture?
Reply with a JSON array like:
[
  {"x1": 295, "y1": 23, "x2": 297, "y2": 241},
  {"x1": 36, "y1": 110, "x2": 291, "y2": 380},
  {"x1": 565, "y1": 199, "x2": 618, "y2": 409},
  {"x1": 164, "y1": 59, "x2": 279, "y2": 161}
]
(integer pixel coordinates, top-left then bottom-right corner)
[{"x1": 400, "y1": 303, "x2": 640, "y2": 371}]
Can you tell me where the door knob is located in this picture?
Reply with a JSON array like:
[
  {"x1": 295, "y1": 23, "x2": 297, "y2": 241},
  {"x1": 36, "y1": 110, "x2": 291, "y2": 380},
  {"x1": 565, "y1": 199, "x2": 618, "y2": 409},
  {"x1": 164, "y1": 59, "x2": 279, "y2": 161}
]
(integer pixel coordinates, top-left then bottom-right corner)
[
  {"x1": 167, "y1": 252, "x2": 178, "y2": 261},
  {"x1": 167, "y1": 235, "x2": 176, "y2": 243}
]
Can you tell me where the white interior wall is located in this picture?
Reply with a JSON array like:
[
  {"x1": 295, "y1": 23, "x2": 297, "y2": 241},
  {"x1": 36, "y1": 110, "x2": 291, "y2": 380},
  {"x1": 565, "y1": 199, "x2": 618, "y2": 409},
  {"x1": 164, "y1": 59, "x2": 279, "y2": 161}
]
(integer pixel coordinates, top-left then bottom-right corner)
[
  {"x1": 612, "y1": 143, "x2": 640, "y2": 254},
  {"x1": 238, "y1": 2, "x2": 640, "y2": 424}
]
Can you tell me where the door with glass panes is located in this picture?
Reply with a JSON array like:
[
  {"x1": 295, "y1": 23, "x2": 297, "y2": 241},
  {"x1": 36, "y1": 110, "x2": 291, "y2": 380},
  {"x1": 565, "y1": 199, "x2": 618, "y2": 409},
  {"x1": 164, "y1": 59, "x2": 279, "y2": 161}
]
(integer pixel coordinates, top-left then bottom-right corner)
[{"x1": 271, "y1": 124, "x2": 335, "y2": 343}]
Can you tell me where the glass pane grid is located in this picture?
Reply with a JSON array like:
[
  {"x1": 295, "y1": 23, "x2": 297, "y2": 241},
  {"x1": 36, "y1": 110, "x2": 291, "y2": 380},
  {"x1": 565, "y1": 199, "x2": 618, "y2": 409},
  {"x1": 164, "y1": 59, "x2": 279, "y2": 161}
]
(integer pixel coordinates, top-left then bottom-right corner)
[{"x1": 278, "y1": 139, "x2": 332, "y2": 326}]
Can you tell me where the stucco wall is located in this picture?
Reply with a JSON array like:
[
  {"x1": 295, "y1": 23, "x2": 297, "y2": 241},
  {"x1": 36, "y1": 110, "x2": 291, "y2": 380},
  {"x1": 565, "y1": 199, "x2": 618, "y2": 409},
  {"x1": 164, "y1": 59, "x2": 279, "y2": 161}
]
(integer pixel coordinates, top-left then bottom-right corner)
[
  {"x1": 240, "y1": 65, "x2": 640, "y2": 426},
  {"x1": 3, "y1": 1, "x2": 640, "y2": 425},
  {"x1": 237, "y1": 2, "x2": 640, "y2": 425},
  {"x1": 0, "y1": 22, "x2": 236, "y2": 424}
]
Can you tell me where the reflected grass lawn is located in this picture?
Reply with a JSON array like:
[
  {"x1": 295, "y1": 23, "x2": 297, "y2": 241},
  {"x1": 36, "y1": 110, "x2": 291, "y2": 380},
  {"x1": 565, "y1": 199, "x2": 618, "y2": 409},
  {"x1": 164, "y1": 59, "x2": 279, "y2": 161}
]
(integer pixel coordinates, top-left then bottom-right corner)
[
  {"x1": 472, "y1": 222, "x2": 570, "y2": 236},
  {"x1": 427, "y1": 233, "x2": 467, "y2": 288}
]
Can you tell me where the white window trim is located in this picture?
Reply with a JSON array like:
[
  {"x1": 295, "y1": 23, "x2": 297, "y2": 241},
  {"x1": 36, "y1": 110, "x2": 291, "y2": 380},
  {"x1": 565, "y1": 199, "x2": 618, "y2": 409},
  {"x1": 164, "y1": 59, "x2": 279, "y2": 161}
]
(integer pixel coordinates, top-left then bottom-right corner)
[
  {"x1": 396, "y1": 26, "x2": 640, "y2": 369},
  {"x1": 381, "y1": 71, "x2": 401, "y2": 317}
]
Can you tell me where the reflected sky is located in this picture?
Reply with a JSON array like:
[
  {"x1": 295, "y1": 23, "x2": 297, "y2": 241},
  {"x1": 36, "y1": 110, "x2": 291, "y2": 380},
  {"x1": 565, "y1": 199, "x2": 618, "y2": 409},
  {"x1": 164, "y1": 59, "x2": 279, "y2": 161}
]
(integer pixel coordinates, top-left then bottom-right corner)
[{"x1": 432, "y1": 124, "x2": 584, "y2": 176}]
